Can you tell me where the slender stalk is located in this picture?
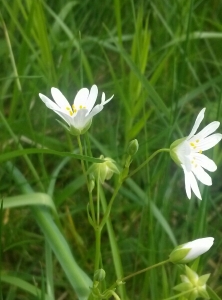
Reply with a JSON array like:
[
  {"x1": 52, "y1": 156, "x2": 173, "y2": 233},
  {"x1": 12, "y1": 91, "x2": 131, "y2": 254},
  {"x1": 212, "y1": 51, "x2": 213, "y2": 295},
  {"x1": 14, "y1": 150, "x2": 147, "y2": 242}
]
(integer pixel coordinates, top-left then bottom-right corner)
[
  {"x1": 108, "y1": 259, "x2": 170, "y2": 292},
  {"x1": 94, "y1": 227, "x2": 101, "y2": 273},
  {"x1": 162, "y1": 288, "x2": 196, "y2": 300},
  {"x1": 97, "y1": 174, "x2": 100, "y2": 225},
  {"x1": 77, "y1": 135, "x2": 96, "y2": 223},
  {"x1": 121, "y1": 259, "x2": 170, "y2": 282},
  {"x1": 100, "y1": 180, "x2": 122, "y2": 229},
  {"x1": 94, "y1": 175, "x2": 102, "y2": 273},
  {"x1": 128, "y1": 148, "x2": 170, "y2": 177},
  {"x1": 99, "y1": 187, "x2": 127, "y2": 299}
]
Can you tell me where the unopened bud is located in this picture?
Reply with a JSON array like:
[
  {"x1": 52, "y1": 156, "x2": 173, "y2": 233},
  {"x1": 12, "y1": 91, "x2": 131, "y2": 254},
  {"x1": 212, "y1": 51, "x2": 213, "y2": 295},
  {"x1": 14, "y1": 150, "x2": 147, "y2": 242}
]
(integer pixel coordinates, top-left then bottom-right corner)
[
  {"x1": 88, "y1": 156, "x2": 120, "y2": 183},
  {"x1": 127, "y1": 139, "x2": 139, "y2": 156},
  {"x1": 169, "y1": 237, "x2": 214, "y2": 264},
  {"x1": 94, "y1": 269, "x2": 106, "y2": 282}
]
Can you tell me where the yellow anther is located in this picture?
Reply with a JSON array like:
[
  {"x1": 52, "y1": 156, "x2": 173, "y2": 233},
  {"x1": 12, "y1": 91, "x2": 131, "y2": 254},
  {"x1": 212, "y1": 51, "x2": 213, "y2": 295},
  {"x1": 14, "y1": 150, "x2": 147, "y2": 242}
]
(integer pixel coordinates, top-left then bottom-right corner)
[
  {"x1": 190, "y1": 142, "x2": 195, "y2": 147},
  {"x1": 196, "y1": 139, "x2": 199, "y2": 143},
  {"x1": 199, "y1": 150, "x2": 202, "y2": 154}
]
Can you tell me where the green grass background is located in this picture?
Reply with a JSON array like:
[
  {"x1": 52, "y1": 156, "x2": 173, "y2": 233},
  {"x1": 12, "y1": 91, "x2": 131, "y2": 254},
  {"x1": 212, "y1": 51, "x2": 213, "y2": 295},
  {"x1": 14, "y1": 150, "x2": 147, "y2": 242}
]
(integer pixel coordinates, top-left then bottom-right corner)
[{"x1": 0, "y1": 0, "x2": 222, "y2": 299}]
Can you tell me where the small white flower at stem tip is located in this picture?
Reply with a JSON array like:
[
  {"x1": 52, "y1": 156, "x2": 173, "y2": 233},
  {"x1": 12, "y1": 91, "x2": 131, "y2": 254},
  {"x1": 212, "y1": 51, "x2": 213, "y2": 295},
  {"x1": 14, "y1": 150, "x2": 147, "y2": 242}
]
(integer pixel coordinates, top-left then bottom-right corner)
[
  {"x1": 39, "y1": 84, "x2": 113, "y2": 135},
  {"x1": 170, "y1": 108, "x2": 222, "y2": 199},
  {"x1": 169, "y1": 237, "x2": 214, "y2": 264}
]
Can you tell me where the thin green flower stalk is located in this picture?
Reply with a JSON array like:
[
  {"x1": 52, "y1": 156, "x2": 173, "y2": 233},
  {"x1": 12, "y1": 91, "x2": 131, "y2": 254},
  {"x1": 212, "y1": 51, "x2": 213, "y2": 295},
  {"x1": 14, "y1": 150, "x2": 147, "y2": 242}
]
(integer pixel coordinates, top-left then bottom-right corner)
[
  {"x1": 88, "y1": 157, "x2": 120, "y2": 276},
  {"x1": 128, "y1": 148, "x2": 170, "y2": 178}
]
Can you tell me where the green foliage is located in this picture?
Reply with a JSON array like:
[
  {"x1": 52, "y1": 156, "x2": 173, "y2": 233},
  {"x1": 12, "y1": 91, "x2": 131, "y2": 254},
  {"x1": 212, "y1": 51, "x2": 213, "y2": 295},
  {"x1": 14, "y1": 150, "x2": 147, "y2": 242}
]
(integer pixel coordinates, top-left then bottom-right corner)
[{"x1": 0, "y1": 0, "x2": 222, "y2": 299}]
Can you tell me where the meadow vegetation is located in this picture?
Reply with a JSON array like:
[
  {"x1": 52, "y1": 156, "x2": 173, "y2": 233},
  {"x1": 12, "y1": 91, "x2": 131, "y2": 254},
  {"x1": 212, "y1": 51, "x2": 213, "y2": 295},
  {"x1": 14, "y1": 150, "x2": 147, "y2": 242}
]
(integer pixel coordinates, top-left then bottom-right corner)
[{"x1": 0, "y1": 0, "x2": 222, "y2": 299}]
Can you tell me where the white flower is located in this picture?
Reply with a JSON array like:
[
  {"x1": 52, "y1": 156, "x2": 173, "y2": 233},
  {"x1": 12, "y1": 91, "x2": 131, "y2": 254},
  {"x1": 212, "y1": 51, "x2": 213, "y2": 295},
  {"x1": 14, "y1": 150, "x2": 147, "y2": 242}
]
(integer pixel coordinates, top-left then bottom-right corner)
[
  {"x1": 170, "y1": 108, "x2": 222, "y2": 199},
  {"x1": 169, "y1": 237, "x2": 214, "y2": 264},
  {"x1": 39, "y1": 85, "x2": 113, "y2": 135}
]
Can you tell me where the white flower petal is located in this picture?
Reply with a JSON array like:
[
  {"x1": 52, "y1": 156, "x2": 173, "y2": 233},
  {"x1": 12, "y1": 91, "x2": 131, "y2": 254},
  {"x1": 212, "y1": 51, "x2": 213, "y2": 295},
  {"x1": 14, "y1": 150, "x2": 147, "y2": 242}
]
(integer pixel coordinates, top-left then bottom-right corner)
[
  {"x1": 54, "y1": 110, "x2": 74, "y2": 125},
  {"x1": 192, "y1": 166, "x2": 212, "y2": 186},
  {"x1": 86, "y1": 85, "x2": 98, "y2": 113},
  {"x1": 183, "y1": 237, "x2": 214, "y2": 261},
  {"x1": 198, "y1": 133, "x2": 222, "y2": 151},
  {"x1": 193, "y1": 121, "x2": 220, "y2": 139},
  {"x1": 176, "y1": 141, "x2": 192, "y2": 169},
  {"x1": 181, "y1": 165, "x2": 192, "y2": 199},
  {"x1": 39, "y1": 93, "x2": 60, "y2": 111},
  {"x1": 72, "y1": 108, "x2": 88, "y2": 130},
  {"x1": 87, "y1": 104, "x2": 104, "y2": 119},
  {"x1": 189, "y1": 171, "x2": 202, "y2": 200},
  {"x1": 182, "y1": 166, "x2": 202, "y2": 199},
  {"x1": 194, "y1": 153, "x2": 217, "y2": 172},
  {"x1": 187, "y1": 108, "x2": 206, "y2": 140},
  {"x1": 74, "y1": 88, "x2": 89, "y2": 108},
  {"x1": 101, "y1": 92, "x2": 114, "y2": 105},
  {"x1": 51, "y1": 88, "x2": 72, "y2": 110}
]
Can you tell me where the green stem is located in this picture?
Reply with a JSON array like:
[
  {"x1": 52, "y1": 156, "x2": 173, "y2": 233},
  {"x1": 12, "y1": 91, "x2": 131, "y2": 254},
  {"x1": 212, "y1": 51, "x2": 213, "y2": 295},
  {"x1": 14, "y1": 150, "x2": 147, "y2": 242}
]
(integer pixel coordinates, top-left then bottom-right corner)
[
  {"x1": 121, "y1": 259, "x2": 170, "y2": 282},
  {"x1": 77, "y1": 135, "x2": 96, "y2": 223},
  {"x1": 109, "y1": 259, "x2": 170, "y2": 292},
  {"x1": 94, "y1": 227, "x2": 101, "y2": 273},
  {"x1": 128, "y1": 148, "x2": 170, "y2": 178},
  {"x1": 100, "y1": 180, "x2": 122, "y2": 229},
  {"x1": 162, "y1": 288, "x2": 196, "y2": 300},
  {"x1": 97, "y1": 174, "x2": 100, "y2": 225},
  {"x1": 99, "y1": 186, "x2": 127, "y2": 299}
]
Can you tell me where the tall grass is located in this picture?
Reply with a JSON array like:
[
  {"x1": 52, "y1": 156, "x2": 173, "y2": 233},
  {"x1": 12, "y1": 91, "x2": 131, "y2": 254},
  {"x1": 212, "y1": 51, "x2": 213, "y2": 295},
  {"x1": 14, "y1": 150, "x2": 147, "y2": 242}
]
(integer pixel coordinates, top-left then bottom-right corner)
[{"x1": 0, "y1": 0, "x2": 222, "y2": 299}]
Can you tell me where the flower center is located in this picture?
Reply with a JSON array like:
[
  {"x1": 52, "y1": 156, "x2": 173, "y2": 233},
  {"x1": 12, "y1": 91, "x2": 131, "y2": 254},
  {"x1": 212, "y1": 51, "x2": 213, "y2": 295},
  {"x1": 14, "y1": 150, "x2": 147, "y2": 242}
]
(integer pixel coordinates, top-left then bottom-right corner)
[
  {"x1": 189, "y1": 139, "x2": 202, "y2": 154},
  {"x1": 65, "y1": 104, "x2": 86, "y2": 116}
]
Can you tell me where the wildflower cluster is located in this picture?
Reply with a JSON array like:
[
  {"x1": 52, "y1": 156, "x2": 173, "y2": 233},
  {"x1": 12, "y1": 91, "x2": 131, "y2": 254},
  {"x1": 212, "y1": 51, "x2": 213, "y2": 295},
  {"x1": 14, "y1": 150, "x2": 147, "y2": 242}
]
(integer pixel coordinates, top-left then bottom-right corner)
[{"x1": 39, "y1": 84, "x2": 221, "y2": 300}]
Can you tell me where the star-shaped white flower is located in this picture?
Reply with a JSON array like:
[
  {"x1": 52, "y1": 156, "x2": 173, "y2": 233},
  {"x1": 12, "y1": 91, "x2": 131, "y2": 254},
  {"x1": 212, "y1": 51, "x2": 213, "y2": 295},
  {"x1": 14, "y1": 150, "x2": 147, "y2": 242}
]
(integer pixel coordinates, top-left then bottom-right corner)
[
  {"x1": 39, "y1": 85, "x2": 113, "y2": 135},
  {"x1": 170, "y1": 108, "x2": 222, "y2": 200}
]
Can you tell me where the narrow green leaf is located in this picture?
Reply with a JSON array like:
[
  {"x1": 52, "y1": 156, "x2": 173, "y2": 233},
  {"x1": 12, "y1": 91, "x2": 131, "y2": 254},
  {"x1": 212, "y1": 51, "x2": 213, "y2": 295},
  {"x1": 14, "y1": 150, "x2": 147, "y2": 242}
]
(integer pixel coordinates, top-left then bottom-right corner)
[{"x1": 0, "y1": 148, "x2": 104, "y2": 163}]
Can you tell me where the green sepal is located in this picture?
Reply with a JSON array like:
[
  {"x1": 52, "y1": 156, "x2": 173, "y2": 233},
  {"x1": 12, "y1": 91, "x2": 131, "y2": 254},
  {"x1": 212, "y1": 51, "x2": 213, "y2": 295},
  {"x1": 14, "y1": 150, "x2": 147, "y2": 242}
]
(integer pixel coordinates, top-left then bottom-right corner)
[
  {"x1": 169, "y1": 137, "x2": 186, "y2": 166},
  {"x1": 88, "y1": 156, "x2": 120, "y2": 183},
  {"x1": 198, "y1": 288, "x2": 210, "y2": 299},
  {"x1": 173, "y1": 282, "x2": 193, "y2": 292},
  {"x1": 198, "y1": 274, "x2": 210, "y2": 285},
  {"x1": 56, "y1": 119, "x2": 92, "y2": 136},
  {"x1": 169, "y1": 247, "x2": 191, "y2": 263},
  {"x1": 185, "y1": 265, "x2": 199, "y2": 285}
]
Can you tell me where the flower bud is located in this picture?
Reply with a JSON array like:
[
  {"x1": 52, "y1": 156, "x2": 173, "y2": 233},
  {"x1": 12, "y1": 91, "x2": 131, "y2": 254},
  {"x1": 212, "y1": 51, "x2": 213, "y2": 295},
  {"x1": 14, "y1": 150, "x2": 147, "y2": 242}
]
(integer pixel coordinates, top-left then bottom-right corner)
[
  {"x1": 94, "y1": 269, "x2": 106, "y2": 282},
  {"x1": 174, "y1": 266, "x2": 210, "y2": 300},
  {"x1": 169, "y1": 237, "x2": 214, "y2": 264},
  {"x1": 127, "y1": 139, "x2": 139, "y2": 156},
  {"x1": 88, "y1": 156, "x2": 120, "y2": 183}
]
